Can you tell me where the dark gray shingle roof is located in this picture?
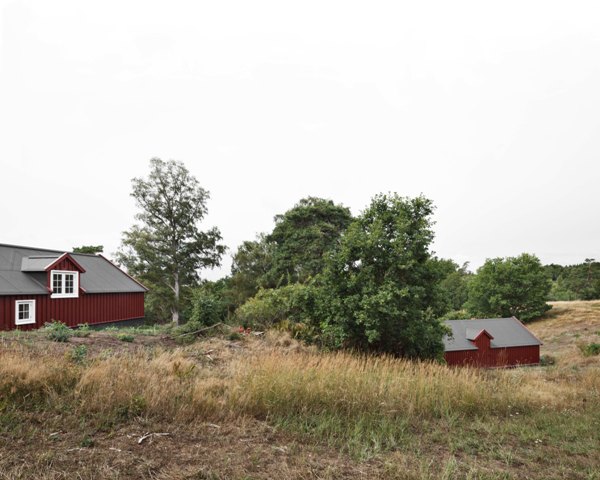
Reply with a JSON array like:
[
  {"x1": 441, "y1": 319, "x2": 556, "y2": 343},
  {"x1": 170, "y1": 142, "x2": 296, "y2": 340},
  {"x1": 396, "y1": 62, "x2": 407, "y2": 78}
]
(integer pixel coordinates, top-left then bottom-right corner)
[
  {"x1": 443, "y1": 318, "x2": 542, "y2": 352},
  {"x1": 21, "y1": 256, "x2": 60, "y2": 272},
  {"x1": 0, "y1": 244, "x2": 147, "y2": 295}
]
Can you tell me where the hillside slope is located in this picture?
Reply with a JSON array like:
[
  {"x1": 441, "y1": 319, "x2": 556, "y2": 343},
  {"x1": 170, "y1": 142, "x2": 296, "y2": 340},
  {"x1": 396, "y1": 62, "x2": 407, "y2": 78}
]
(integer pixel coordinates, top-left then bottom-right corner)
[{"x1": 530, "y1": 300, "x2": 600, "y2": 365}]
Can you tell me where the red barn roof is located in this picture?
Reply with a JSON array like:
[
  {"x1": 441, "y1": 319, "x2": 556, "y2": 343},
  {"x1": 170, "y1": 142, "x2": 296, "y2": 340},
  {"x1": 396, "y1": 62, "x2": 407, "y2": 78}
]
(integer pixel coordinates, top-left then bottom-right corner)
[{"x1": 443, "y1": 317, "x2": 542, "y2": 352}]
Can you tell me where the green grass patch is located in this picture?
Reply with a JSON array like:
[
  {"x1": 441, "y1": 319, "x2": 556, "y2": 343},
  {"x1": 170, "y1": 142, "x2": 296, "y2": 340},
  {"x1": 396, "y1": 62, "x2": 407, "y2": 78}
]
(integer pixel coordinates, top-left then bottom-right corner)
[
  {"x1": 101, "y1": 324, "x2": 168, "y2": 336},
  {"x1": 579, "y1": 343, "x2": 600, "y2": 357}
]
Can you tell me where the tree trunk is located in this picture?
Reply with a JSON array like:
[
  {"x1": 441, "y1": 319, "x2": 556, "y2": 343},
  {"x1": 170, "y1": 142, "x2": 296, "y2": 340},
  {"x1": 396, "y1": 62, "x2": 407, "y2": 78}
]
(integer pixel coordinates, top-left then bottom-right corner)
[{"x1": 172, "y1": 271, "x2": 180, "y2": 325}]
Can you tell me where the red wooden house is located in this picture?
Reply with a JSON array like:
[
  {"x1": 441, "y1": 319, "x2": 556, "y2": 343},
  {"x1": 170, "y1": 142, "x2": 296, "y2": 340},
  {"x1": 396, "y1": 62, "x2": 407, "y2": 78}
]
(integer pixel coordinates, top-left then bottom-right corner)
[
  {"x1": 0, "y1": 244, "x2": 147, "y2": 330},
  {"x1": 443, "y1": 317, "x2": 542, "y2": 367}
]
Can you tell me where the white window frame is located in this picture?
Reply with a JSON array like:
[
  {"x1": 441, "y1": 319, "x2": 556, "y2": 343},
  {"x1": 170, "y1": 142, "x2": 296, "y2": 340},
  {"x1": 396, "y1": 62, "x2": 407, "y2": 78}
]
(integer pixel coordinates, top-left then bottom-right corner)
[
  {"x1": 50, "y1": 270, "x2": 79, "y2": 298},
  {"x1": 15, "y1": 300, "x2": 36, "y2": 326}
]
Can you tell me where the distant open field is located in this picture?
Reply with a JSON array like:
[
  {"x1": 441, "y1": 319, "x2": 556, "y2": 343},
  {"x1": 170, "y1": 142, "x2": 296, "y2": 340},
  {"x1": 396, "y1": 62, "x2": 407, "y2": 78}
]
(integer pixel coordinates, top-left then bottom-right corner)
[{"x1": 1, "y1": 302, "x2": 599, "y2": 479}]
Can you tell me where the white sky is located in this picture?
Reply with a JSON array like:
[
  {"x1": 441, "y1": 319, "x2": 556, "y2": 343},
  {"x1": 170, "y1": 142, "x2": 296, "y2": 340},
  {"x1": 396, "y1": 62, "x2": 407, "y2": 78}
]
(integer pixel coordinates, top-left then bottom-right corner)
[{"x1": 1, "y1": 0, "x2": 599, "y2": 279}]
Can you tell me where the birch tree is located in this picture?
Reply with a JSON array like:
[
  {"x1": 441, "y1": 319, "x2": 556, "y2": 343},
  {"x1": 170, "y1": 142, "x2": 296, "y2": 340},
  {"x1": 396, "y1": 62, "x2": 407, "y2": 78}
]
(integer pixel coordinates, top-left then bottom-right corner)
[{"x1": 117, "y1": 158, "x2": 225, "y2": 324}]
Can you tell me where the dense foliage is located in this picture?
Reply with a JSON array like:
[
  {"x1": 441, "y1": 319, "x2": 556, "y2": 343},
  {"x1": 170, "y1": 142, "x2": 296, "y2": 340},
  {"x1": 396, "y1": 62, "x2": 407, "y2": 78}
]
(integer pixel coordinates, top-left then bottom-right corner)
[
  {"x1": 228, "y1": 197, "x2": 352, "y2": 308},
  {"x1": 319, "y1": 194, "x2": 448, "y2": 359},
  {"x1": 432, "y1": 259, "x2": 471, "y2": 313},
  {"x1": 235, "y1": 283, "x2": 320, "y2": 339},
  {"x1": 72, "y1": 245, "x2": 104, "y2": 254},
  {"x1": 189, "y1": 279, "x2": 235, "y2": 327},
  {"x1": 267, "y1": 197, "x2": 353, "y2": 285},
  {"x1": 117, "y1": 158, "x2": 226, "y2": 324},
  {"x1": 466, "y1": 254, "x2": 551, "y2": 322},
  {"x1": 113, "y1": 159, "x2": 577, "y2": 359},
  {"x1": 546, "y1": 259, "x2": 600, "y2": 301},
  {"x1": 229, "y1": 234, "x2": 276, "y2": 306}
]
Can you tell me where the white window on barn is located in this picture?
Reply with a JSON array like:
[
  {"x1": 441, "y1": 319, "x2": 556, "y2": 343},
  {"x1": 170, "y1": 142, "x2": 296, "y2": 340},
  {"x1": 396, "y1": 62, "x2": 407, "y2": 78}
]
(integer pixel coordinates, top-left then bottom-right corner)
[
  {"x1": 50, "y1": 271, "x2": 79, "y2": 298},
  {"x1": 15, "y1": 300, "x2": 36, "y2": 326}
]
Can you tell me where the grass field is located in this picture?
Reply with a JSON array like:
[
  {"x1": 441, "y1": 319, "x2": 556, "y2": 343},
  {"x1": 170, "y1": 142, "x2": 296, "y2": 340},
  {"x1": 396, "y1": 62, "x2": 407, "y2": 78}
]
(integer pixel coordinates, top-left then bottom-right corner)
[{"x1": 0, "y1": 302, "x2": 599, "y2": 479}]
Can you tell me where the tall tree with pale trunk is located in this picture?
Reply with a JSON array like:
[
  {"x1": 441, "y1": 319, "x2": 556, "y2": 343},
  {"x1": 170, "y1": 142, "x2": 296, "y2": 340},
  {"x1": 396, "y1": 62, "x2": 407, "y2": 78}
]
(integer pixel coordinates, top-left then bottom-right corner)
[{"x1": 117, "y1": 158, "x2": 225, "y2": 324}]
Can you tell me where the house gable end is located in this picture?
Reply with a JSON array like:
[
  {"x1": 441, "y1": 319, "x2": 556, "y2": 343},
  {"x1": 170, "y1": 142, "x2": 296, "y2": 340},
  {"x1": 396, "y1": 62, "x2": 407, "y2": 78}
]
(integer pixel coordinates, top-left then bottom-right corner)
[{"x1": 45, "y1": 253, "x2": 86, "y2": 273}]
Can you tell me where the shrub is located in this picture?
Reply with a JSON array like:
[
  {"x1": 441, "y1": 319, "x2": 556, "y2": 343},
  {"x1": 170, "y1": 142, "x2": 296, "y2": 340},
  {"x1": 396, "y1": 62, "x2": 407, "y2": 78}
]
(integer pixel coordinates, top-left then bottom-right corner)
[
  {"x1": 540, "y1": 354, "x2": 556, "y2": 366},
  {"x1": 548, "y1": 281, "x2": 578, "y2": 301},
  {"x1": 43, "y1": 321, "x2": 73, "y2": 342},
  {"x1": 235, "y1": 283, "x2": 318, "y2": 332},
  {"x1": 579, "y1": 343, "x2": 600, "y2": 357},
  {"x1": 80, "y1": 436, "x2": 95, "y2": 448},
  {"x1": 189, "y1": 281, "x2": 231, "y2": 327},
  {"x1": 118, "y1": 334, "x2": 135, "y2": 343},
  {"x1": 228, "y1": 331, "x2": 244, "y2": 341},
  {"x1": 74, "y1": 324, "x2": 91, "y2": 337},
  {"x1": 68, "y1": 345, "x2": 88, "y2": 364}
]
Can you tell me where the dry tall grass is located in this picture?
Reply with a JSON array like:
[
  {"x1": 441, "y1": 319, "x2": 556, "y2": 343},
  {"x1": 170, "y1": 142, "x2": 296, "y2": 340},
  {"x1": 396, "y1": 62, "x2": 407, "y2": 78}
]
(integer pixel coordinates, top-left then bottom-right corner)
[
  {"x1": 230, "y1": 350, "x2": 538, "y2": 419},
  {"x1": 3, "y1": 303, "x2": 599, "y2": 477},
  {"x1": 2, "y1": 346, "x2": 597, "y2": 427}
]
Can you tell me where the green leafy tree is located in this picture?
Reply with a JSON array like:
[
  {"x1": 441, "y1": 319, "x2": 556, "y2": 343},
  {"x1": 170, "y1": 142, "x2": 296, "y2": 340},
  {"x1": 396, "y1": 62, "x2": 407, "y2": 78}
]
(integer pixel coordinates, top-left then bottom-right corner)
[
  {"x1": 267, "y1": 197, "x2": 353, "y2": 285},
  {"x1": 116, "y1": 158, "x2": 226, "y2": 324},
  {"x1": 559, "y1": 259, "x2": 600, "y2": 300},
  {"x1": 72, "y1": 245, "x2": 103, "y2": 254},
  {"x1": 227, "y1": 197, "x2": 352, "y2": 308},
  {"x1": 320, "y1": 194, "x2": 447, "y2": 359},
  {"x1": 544, "y1": 263, "x2": 565, "y2": 282},
  {"x1": 466, "y1": 254, "x2": 551, "y2": 322},
  {"x1": 189, "y1": 279, "x2": 235, "y2": 327},
  {"x1": 433, "y1": 259, "x2": 471, "y2": 313},
  {"x1": 229, "y1": 234, "x2": 276, "y2": 306}
]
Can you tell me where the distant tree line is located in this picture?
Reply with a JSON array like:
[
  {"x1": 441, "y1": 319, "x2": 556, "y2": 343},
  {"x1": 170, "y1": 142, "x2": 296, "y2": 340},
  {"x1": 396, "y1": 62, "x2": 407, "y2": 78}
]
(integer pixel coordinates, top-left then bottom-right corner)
[
  {"x1": 545, "y1": 259, "x2": 600, "y2": 301},
  {"x1": 116, "y1": 159, "x2": 587, "y2": 360}
]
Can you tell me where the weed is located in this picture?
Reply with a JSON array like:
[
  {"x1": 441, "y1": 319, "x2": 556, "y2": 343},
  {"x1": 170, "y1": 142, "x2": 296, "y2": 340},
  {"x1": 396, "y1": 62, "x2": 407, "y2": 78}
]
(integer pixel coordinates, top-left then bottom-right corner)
[
  {"x1": 67, "y1": 345, "x2": 88, "y2": 364},
  {"x1": 118, "y1": 334, "x2": 135, "y2": 343},
  {"x1": 43, "y1": 321, "x2": 72, "y2": 342},
  {"x1": 80, "y1": 436, "x2": 95, "y2": 448},
  {"x1": 579, "y1": 343, "x2": 600, "y2": 357},
  {"x1": 540, "y1": 354, "x2": 556, "y2": 366},
  {"x1": 74, "y1": 324, "x2": 91, "y2": 338},
  {"x1": 228, "y1": 332, "x2": 244, "y2": 341}
]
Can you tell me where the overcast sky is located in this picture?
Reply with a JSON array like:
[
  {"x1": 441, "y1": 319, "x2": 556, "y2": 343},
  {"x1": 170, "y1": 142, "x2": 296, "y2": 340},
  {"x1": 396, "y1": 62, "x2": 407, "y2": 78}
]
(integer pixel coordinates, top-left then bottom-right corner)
[{"x1": 1, "y1": 0, "x2": 599, "y2": 279}]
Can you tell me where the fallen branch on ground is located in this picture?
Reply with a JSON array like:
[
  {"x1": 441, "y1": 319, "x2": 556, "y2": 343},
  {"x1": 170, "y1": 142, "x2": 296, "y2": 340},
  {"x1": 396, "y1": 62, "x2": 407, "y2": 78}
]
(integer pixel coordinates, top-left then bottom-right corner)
[{"x1": 173, "y1": 323, "x2": 224, "y2": 338}]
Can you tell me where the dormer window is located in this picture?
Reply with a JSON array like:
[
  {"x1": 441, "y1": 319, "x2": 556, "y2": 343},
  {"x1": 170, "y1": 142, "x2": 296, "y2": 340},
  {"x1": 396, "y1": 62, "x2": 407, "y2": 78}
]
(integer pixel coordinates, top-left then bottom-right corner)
[{"x1": 51, "y1": 270, "x2": 79, "y2": 298}]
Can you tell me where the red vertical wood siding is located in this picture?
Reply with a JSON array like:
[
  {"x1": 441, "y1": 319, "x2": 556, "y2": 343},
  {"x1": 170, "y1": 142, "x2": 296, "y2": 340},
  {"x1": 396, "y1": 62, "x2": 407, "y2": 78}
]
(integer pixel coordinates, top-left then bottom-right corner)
[
  {"x1": 0, "y1": 293, "x2": 145, "y2": 331},
  {"x1": 51, "y1": 256, "x2": 81, "y2": 272},
  {"x1": 444, "y1": 344, "x2": 540, "y2": 367}
]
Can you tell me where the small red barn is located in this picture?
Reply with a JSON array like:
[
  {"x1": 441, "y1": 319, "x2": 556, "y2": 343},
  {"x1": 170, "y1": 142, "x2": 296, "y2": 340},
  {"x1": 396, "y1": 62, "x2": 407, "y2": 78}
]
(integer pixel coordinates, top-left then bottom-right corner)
[
  {"x1": 0, "y1": 244, "x2": 147, "y2": 330},
  {"x1": 443, "y1": 317, "x2": 542, "y2": 367}
]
